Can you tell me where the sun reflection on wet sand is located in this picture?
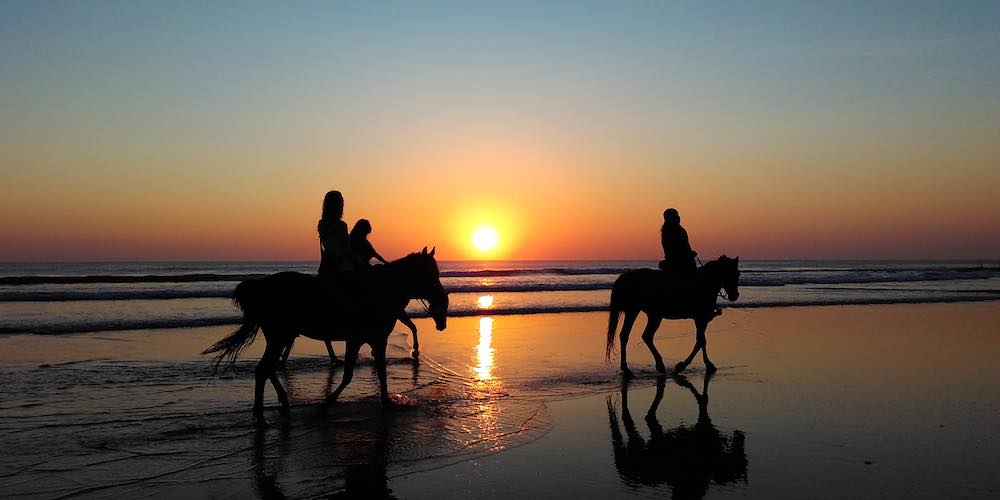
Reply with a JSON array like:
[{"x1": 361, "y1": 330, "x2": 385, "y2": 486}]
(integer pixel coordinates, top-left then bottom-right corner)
[
  {"x1": 469, "y1": 316, "x2": 504, "y2": 450},
  {"x1": 474, "y1": 317, "x2": 494, "y2": 381}
]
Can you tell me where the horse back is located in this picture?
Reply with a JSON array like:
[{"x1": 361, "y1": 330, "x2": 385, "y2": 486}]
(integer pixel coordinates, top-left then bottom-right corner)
[{"x1": 613, "y1": 268, "x2": 714, "y2": 319}]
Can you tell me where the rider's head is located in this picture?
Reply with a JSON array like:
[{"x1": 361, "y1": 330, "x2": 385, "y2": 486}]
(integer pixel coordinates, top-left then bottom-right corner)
[
  {"x1": 351, "y1": 219, "x2": 372, "y2": 238},
  {"x1": 322, "y1": 190, "x2": 344, "y2": 221},
  {"x1": 663, "y1": 208, "x2": 680, "y2": 225}
]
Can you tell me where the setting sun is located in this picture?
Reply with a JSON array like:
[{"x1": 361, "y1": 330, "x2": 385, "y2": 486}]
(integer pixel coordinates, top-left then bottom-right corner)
[{"x1": 472, "y1": 226, "x2": 500, "y2": 252}]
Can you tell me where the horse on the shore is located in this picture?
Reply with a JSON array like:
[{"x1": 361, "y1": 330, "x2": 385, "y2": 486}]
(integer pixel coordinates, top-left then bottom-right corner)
[
  {"x1": 203, "y1": 247, "x2": 449, "y2": 419},
  {"x1": 606, "y1": 256, "x2": 739, "y2": 378}
]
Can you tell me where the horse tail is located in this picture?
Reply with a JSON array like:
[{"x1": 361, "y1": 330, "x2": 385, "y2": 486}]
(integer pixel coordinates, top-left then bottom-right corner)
[
  {"x1": 606, "y1": 276, "x2": 624, "y2": 362},
  {"x1": 202, "y1": 280, "x2": 262, "y2": 373}
]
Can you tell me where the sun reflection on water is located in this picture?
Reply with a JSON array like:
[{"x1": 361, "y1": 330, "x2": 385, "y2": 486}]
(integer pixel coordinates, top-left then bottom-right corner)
[
  {"x1": 474, "y1": 317, "x2": 494, "y2": 381},
  {"x1": 470, "y1": 316, "x2": 504, "y2": 450},
  {"x1": 477, "y1": 295, "x2": 495, "y2": 309}
]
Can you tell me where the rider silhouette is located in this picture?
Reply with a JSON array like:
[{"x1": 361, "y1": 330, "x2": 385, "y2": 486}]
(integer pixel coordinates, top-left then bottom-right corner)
[
  {"x1": 317, "y1": 191, "x2": 357, "y2": 279},
  {"x1": 659, "y1": 208, "x2": 697, "y2": 277},
  {"x1": 350, "y1": 218, "x2": 420, "y2": 346},
  {"x1": 350, "y1": 219, "x2": 389, "y2": 267}
]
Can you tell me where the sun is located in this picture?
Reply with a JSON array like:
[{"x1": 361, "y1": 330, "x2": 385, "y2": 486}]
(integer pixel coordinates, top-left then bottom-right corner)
[{"x1": 472, "y1": 226, "x2": 499, "y2": 252}]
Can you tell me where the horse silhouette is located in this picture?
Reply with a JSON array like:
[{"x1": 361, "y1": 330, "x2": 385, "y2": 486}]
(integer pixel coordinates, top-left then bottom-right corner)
[
  {"x1": 278, "y1": 310, "x2": 418, "y2": 365},
  {"x1": 606, "y1": 256, "x2": 740, "y2": 378},
  {"x1": 203, "y1": 247, "x2": 448, "y2": 419},
  {"x1": 607, "y1": 375, "x2": 747, "y2": 499}
]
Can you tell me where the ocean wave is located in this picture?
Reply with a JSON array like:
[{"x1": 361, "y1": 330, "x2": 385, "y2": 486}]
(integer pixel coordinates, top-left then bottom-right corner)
[
  {"x1": 3, "y1": 270, "x2": 999, "y2": 302},
  {"x1": 0, "y1": 273, "x2": 265, "y2": 285},
  {"x1": 2, "y1": 264, "x2": 997, "y2": 285},
  {"x1": 3, "y1": 293, "x2": 997, "y2": 335}
]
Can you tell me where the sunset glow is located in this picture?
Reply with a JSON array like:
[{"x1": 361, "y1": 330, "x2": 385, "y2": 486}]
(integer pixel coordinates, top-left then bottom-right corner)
[
  {"x1": 0, "y1": 3, "x2": 997, "y2": 261},
  {"x1": 472, "y1": 227, "x2": 500, "y2": 253}
]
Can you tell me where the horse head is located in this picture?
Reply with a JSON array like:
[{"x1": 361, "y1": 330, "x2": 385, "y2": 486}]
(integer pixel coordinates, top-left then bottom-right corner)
[
  {"x1": 714, "y1": 255, "x2": 741, "y2": 302},
  {"x1": 405, "y1": 246, "x2": 449, "y2": 331}
]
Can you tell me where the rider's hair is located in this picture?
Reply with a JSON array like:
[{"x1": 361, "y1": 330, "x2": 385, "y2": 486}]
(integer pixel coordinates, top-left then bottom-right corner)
[
  {"x1": 351, "y1": 219, "x2": 372, "y2": 239},
  {"x1": 321, "y1": 191, "x2": 344, "y2": 221},
  {"x1": 663, "y1": 208, "x2": 680, "y2": 225}
]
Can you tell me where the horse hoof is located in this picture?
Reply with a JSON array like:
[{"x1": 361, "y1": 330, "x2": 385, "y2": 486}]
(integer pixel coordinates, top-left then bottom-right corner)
[
  {"x1": 673, "y1": 362, "x2": 688, "y2": 373},
  {"x1": 655, "y1": 362, "x2": 667, "y2": 374},
  {"x1": 706, "y1": 363, "x2": 718, "y2": 375},
  {"x1": 622, "y1": 368, "x2": 635, "y2": 380},
  {"x1": 330, "y1": 359, "x2": 344, "y2": 367},
  {"x1": 278, "y1": 406, "x2": 291, "y2": 418}
]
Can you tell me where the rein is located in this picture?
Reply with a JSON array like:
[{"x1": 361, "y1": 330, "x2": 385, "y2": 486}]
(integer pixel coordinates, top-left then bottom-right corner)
[
  {"x1": 699, "y1": 258, "x2": 730, "y2": 301},
  {"x1": 387, "y1": 254, "x2": 437, "y2": 314}
]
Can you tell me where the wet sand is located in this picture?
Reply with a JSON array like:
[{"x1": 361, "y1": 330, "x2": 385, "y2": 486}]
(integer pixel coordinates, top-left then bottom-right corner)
[{"x1": 1, "y1": 302, "x2": 998, "y2": 498}]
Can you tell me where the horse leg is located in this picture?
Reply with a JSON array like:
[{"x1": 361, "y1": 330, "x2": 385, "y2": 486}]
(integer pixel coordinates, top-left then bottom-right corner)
[
  {"x1": 373, "y1": 340, "x2": 393, "y2": 407},
  {"x1": 674, "y1": 319, "x2": 705, "y2": 373},
  {"x1": 279, "y1": 337, "x2": 294, "y2": 364},
  {"x1": 619, "y1": 310, "x2": 639, "y2": 379},
  {"x1": 640, "y1": 314, "x2": 666, "y2": 373},
  {"x1": 400, "y1": 313, "x2": 418, "y2": 357},
  {"x1": 268, "y1": 371, "x2": 290, "y2": 418},
  {"x1": 326, "y1": 339, "x2": 361, "y2": 402},
  {"x1": 697, "y1": 320, "x2": 717, "y2": 374},
  {"x1": 253, "y1": 337, "x2": 284, "y2": 419},
  {"x1": 324, "y1": 340, "x2": 342, "y2": 365}
]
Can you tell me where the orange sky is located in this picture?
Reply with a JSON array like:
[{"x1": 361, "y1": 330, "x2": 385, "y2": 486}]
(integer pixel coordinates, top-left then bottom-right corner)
[{"x1": 2, "y1": 3, "x2": 999, "y2": 261}]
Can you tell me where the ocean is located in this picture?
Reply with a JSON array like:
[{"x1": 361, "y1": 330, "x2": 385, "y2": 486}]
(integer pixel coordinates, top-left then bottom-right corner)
[
  {"x1": 1, "y1": 260, "x2": 998, "y2": 335},
  {"x1": 2, "y1": 261, "x2": 999, "y2": 498}
]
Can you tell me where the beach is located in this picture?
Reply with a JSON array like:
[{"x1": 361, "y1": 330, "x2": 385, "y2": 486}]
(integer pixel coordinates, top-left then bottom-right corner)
[{"x1": 2, "y1": 302, "x2": 998, "y2": 499}]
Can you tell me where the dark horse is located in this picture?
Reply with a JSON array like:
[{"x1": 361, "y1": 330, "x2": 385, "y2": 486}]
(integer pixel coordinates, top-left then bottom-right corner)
[
  {"x1": 607, "y1": 375, "x2": 747, "y2": 499},
  {"x1": 606, "y1": 256, "x2": 739, "y2": 378},
  {"x1": 203, "y1": 247, "x2": 449, "y2": 419}
]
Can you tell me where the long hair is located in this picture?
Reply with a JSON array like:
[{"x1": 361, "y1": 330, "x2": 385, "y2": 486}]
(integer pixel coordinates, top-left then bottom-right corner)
[
  {"x1": 350, "y1": 219, "x2": 372, "y2": 241},
  {"x1": 321, "y1": 190, "x2": 344, "y2": 222}
]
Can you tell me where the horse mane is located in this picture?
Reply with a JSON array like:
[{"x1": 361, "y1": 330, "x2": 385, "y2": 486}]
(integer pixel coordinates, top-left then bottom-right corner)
[
  {"x1": 388, "y1": 251, "x2": 432, "y2": 267},
  {"x1": 699, "y1": 256, "x2": 727, "y2": 273}
]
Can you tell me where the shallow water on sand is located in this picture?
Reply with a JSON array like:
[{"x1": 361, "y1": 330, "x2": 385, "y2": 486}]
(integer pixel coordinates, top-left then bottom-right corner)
[
  {"x1": 0, "y1": 314, "x2": 625, "y2": 498},
  {"x1": 2, "y1": 304, "x2": 999, "y2": 499}
]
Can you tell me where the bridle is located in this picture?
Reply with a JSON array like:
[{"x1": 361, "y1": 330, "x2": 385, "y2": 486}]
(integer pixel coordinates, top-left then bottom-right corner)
[{"x1": 698, "y1": 256, "x2": 733, "y2": 301}]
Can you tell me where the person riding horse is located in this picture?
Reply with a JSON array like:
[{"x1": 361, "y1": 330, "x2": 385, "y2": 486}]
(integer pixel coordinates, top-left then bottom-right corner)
[
  {"x1": 351, "y1": 218, "x2": 420, "y2": 352},
  {"x1": 658, "y1": 208, "x2": 697, "y2": 278}
]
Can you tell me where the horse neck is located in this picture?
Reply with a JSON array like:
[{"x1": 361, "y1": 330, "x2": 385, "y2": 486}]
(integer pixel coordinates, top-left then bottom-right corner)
[
  {"x1": 385, "y1": 255, "x2": 424, "y2": 298},
  {"x1": 699, "y1": 261, "x2": 724, "y2": 295}
]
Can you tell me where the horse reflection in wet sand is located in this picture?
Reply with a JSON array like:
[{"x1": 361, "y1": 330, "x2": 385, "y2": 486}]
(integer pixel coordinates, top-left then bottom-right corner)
[
  {"x1": 203, "y1": 248, "x2": 448, "y2": 420},
  {"x1": 607, "y1": 375, "x2": 747, "y2": 500},
  {"x1": 607, "y1": 256, "x2": 740, "y2": 378}
]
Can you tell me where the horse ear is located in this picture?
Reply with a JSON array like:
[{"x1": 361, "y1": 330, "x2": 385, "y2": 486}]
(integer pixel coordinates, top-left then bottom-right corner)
[
  {"x1": 735, "y1": 256, "x2": 739, "y2": 264},
  {"x1": 721, "y1": 254, "x2": 728, "y2": 260},
  {"x1": 421, "y1": 246, "x2": 428, "y2": 254},
  {"x1": 429, "y1": 246, "x2": 436, "y2": 257}
]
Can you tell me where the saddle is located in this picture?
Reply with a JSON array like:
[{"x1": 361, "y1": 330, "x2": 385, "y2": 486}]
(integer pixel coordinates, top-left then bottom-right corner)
[{"x1": 655, "y1": 264, "x2": 723, "y2": 318}]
